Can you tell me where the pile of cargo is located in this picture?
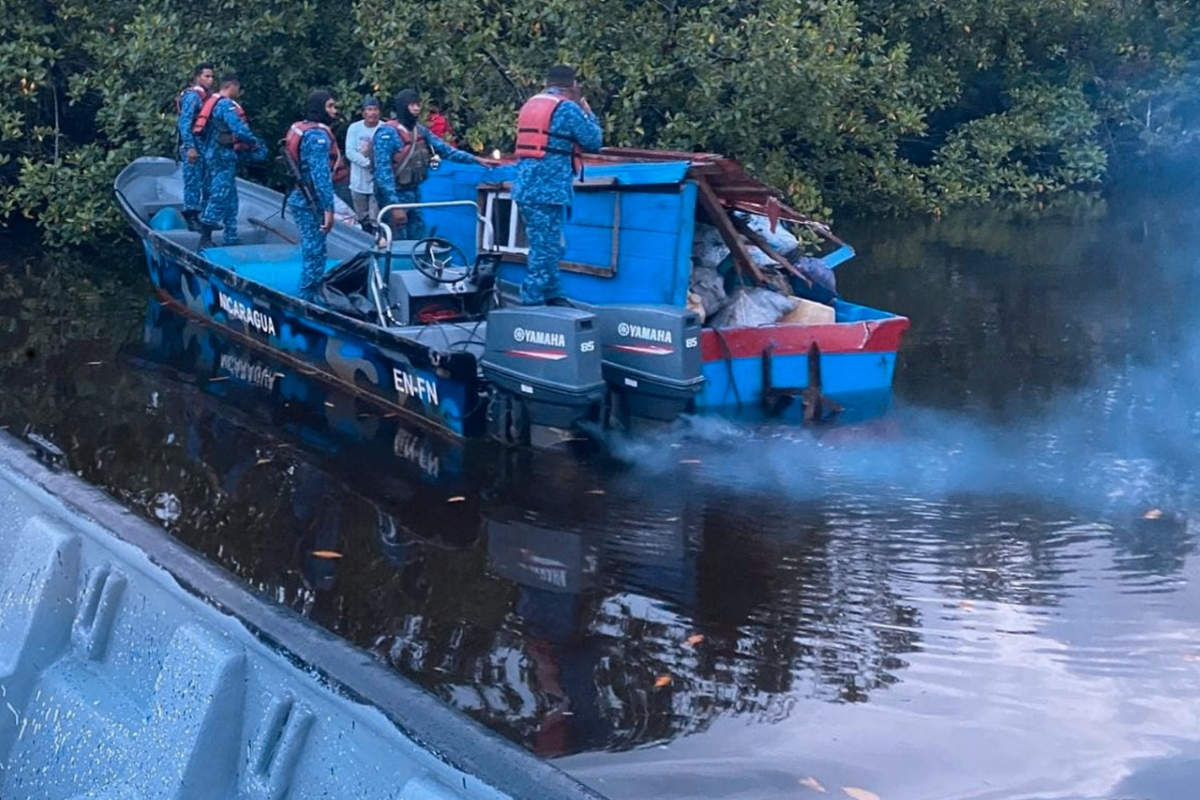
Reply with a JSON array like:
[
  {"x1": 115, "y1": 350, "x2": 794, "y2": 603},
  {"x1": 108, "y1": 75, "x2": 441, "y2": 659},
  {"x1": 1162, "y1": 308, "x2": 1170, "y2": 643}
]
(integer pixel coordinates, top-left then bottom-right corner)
[{"x1": 688, "y1": 212, "x2": 838, "y2": 328}]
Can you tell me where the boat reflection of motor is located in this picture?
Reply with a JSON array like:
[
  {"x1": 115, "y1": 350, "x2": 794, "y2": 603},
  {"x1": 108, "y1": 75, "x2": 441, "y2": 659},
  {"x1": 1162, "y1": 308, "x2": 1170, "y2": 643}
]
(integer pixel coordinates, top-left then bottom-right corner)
[
  {"x1": 484, "y1": 513, "x2": 609, "y2": 757},
  {"x1": 487, "y1": 517, "x2": 602, "y2": 597}
]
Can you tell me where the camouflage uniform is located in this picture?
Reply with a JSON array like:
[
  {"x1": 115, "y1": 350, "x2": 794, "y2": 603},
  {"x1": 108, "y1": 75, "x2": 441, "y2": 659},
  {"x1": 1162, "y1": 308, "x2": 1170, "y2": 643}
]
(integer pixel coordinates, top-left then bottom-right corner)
[
  {"x1": 176, "y1": 87, "x2": 208, "y2": 215},
  {"x1": 287, "y1": 126, "x2": 336, "y2": 302},
  {"x1": 199, "y1": 97, "x2": 263, "y2": 245},
  {"x1": 372, "y1": 123, "x2": 476, "y2": 240},
  {"x1": 512, "y1": 89, "x2": 603, "y2": 305}
]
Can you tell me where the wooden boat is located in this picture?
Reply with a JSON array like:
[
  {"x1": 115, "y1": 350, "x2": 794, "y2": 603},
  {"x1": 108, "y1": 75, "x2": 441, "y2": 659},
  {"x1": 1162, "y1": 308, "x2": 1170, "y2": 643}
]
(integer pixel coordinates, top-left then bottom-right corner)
[{"x1": 114, "y1": 148, "x2": 908, "y2": 443}]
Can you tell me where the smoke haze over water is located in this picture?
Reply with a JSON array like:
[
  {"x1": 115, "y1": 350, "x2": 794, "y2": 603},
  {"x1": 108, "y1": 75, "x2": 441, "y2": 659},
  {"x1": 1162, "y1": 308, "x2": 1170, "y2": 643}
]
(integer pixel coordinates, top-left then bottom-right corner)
[{"x1": 614, "y1": 194, "x2": 1200, "y2": 524}]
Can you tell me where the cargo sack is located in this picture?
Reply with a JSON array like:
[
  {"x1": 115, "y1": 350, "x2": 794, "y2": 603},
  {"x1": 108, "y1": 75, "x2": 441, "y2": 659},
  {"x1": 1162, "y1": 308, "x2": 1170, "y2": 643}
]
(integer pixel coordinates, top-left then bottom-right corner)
[
  {"x1": 316, "y1": 251, "x2": 376, "y2": 320},
  {"x1": 710, "y1": 287, "x2": 799, "y2": 328},
  {"x1": 689, "y1": 260, "x2": 727, "y2": 320}
]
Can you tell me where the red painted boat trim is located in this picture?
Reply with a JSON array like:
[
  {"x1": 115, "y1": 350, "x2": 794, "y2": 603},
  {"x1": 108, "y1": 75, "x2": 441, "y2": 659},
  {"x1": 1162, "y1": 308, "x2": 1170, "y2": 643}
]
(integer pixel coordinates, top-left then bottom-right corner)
[
  {"x1": 700, "y1": 317, "x2": 910, "y2": 361},
  {"x1": 605, "y1": 343, "x2": 675, "y2": 356},
  {"x1": 505, "y1": 349, "x2": 569, "y2": 361}
]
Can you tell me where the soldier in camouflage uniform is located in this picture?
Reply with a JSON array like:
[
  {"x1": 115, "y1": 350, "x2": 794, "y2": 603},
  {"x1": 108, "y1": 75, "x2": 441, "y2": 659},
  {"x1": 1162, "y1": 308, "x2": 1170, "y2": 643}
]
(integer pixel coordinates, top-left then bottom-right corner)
[
  {"x1": 176, "y1": 63, "x2": 214, "y2": 231},
  {"x1": 512, "y1": 65, "x2": 603, "y2": 306},
  {"x1": 198, "y1": 73, "x2": 267, "y2": 248},
  {"x1": 373, "y1": 88, "x2": 498, "y2": 241},
  {"x1": 285, "y1": 91, "x2": 341, "y2": 302}
]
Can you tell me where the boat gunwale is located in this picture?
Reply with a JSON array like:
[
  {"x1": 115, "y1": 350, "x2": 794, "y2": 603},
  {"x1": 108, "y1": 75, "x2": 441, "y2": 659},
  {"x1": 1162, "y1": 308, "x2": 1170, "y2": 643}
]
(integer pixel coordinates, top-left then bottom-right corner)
[{"x1": 115, "y1": 171, "x2": 489, "y2": 440}]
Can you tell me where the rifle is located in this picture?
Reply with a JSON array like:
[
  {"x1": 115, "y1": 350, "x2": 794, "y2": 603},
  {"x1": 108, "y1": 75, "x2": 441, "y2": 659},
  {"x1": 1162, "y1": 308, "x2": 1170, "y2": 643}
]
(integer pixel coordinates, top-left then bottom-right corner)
[
  {"x1": 278, "y1": 139, "x2": 318, "y2": 215},
  {"x1": 480, "y1": 49, "x2": 532, "y2": 104}
]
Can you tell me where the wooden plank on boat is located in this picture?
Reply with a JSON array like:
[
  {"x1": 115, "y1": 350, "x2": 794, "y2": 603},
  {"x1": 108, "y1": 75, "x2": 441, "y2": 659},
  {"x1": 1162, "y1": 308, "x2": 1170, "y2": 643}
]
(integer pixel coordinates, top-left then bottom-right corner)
[
  {"x1": 732, "y1": 216, "x2": 812, "y2": 288},
  {"x1": 694, "y1": 175, "x2": 767, "y2": 285}
]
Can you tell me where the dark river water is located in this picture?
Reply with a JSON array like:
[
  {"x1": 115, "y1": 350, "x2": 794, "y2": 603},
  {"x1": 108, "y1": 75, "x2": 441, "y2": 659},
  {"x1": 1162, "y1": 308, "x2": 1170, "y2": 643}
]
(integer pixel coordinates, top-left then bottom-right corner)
[{"x1": 3, "y1": 189, "x2": 1199, "y2": 800}]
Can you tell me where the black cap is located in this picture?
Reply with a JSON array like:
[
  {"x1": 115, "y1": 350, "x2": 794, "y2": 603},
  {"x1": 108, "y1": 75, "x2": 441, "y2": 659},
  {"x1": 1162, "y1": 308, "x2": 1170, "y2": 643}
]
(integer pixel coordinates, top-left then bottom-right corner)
[
  {"x1": 547, "y1": 65, "x2": 576, "y2": 87},
  {"x1": 363, "y1": 95, "x2": 381, "y2": 109}
]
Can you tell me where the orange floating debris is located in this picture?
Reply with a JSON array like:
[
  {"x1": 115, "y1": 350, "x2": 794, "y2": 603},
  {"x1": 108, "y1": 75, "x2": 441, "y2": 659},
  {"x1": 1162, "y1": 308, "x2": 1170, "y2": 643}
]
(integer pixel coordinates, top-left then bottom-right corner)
[
  {"x1": 654, "y1": 675, "x2": 672, "y2": 688},
  {"x1": 686, "y1": 634, "x2": 705, "y2": 646},
  {"x1": 447, "y1": 496, "x2": 466, "y2": 503},
  {"x1": 842, "y1": 787, "x2": 881, "y2": 800},
  {"x1": 311, "y1": 550, "x2": 343, "y2": 559}
]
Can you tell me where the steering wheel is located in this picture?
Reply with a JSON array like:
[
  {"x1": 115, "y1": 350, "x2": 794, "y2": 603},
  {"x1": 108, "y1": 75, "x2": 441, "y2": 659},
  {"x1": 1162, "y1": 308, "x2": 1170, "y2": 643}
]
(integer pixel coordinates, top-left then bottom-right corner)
[{"x1": 409, "y1": 237, "x2": 471, "y2": 284}]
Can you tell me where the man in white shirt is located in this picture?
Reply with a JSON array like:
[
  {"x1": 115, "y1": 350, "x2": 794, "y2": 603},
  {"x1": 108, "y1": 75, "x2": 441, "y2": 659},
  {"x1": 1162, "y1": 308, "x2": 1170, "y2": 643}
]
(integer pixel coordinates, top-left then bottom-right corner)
[{"x1": 344, "y1": 96, "x2": 381, "y2": 233}]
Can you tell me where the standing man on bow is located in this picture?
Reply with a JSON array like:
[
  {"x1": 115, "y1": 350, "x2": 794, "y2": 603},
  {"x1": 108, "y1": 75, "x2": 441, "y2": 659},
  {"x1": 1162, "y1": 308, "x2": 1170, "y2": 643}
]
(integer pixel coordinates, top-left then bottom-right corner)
[
  {"x1": 284, "y1": 91, "x2": 345, "y2": 302},
  {"x1": 372, "y1": 88, "x2": 499, "y2": 241},
  {"x1": 512, "y1": 65, "x2": 603, "y2": 307},
  {"x1": 344, "y1": 96, "x2": 382, "y2": 234},
  {"x1": 196, "y1": 72, "x2": 267, "y2": 248},
  {"x1": 177, "y1": 63, "x2": 214, "y2": 232}
]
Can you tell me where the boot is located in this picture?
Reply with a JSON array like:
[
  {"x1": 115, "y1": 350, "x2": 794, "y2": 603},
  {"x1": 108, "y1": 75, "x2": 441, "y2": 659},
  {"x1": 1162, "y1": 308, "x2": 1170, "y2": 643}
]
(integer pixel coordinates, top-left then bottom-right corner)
[
  {"x1": 182, "y1": 210, "x2": 201, "y2": 232},
  {"x1": 197, "y1": 223, "x2": 214, "y2": 250}
]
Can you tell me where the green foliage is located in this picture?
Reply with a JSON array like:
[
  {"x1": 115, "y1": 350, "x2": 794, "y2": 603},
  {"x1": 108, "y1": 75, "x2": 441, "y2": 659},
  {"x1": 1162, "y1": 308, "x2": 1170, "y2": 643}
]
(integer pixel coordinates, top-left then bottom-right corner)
[{"x1": 2, "y1": 0, "x2": 1200, "y2": 244}]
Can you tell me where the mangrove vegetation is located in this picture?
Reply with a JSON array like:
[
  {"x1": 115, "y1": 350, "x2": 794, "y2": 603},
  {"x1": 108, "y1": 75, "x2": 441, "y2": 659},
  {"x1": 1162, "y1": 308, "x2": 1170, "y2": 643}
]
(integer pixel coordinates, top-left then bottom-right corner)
[{"x1": 3, "y1": 0, "x2": 1200, "y2": 244}]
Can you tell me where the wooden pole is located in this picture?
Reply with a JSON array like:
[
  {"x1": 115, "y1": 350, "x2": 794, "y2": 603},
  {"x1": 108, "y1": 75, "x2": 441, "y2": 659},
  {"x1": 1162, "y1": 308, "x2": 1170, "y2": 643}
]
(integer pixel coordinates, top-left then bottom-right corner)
[{"x1": 694, "y1": 176, "x2": 766, "y2": 285}]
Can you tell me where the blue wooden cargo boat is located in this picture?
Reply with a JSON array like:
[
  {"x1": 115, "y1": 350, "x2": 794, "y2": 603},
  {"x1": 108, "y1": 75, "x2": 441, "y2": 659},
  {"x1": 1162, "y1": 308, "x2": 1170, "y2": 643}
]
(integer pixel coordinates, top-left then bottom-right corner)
[{"x1": 115, "y1": 148, "x2": 907, "y2": 444}]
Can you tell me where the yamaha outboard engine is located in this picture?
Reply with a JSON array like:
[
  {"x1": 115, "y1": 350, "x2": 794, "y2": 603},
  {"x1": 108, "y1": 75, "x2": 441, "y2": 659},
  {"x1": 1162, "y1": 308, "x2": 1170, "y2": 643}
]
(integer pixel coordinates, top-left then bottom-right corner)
[
  {"x1": 481, "y1": 307, "x2": 605, "y2": 444},
  {"x1": 593, "y1": 305, "x2": 705, "y2": 423}
]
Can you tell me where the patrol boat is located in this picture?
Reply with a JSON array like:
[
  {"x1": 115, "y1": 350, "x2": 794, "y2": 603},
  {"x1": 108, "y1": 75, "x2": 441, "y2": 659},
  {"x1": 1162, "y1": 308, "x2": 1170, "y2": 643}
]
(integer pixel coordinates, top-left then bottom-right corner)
[{"x1": 115, "y1": 148, "x2": 908, "y2": 444}]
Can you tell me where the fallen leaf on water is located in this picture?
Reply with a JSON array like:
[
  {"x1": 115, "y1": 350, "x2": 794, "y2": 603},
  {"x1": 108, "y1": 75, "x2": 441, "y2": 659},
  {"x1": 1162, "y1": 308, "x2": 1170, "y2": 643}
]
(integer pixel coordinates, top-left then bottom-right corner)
[
  {"x1": 842, "y1": 787, "x2": 881, "y2": 800},
  {"x1": 799, "y1": 776, "x2": 826, "y2": 792},
  {"x1": 679, "y1": 459, "x2": 702, "y2": 465},
  {"x1": 447, "y1": 496, "x2": 466, "y2": 503},
  {"x1": 587, "y1": 489, "x2": 606, "y2": 495},
  {"x1": 1143, "y1": 508, "x2": 1163, "y2": 520},
  {"x1": 686, "y1": 634, "x2": 705, "y2": 646},
  {"x1": 654, "y1": 674, "x2": 672, "y2": 688},
  {"x1": 311, "y1": 550, "x2": 343, "y2": 559}
]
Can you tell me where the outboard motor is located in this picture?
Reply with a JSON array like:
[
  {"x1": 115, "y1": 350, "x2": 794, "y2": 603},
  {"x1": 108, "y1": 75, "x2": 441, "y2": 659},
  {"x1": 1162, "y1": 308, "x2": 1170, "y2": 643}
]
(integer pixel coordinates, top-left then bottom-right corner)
[
  {"x1": 593, "y1": 305, "x2": 705, "y2": 423},
  {"x1": 481, "y1": 307, "x2": 605, "y2": 443}
]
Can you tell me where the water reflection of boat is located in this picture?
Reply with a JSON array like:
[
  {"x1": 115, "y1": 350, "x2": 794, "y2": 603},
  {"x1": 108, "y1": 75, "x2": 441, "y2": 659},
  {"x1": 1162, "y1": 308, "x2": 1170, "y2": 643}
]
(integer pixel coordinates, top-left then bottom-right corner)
[
  {"x1": 124, "y1": 300, "x2": 482, "y2": 561},
  {"x1": 126, "y1": 298, "x2": 921, "y2": 761}
]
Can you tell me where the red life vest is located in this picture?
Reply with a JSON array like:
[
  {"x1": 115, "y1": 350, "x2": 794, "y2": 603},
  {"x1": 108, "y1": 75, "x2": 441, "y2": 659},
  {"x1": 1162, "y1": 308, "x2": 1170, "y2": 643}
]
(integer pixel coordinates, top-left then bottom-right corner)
[
  {"x1": 193, "y1": 95, "x2": 256, "y2": 151},
  {"x1": 175, "y1": 84, "x2": 209, "y2": 116},
  {"x1": 515, "y1": 93, "x2": 581, "y2": 168},
  {"x1": 383, "y1": 121, "x2": 432, "y2": 188},
  {"x1": 191, "y1": 94, "x2": 221, "y2": 136},
  {"x1": 284, "y1": 121, "x2": 349, "y2": 184}
]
